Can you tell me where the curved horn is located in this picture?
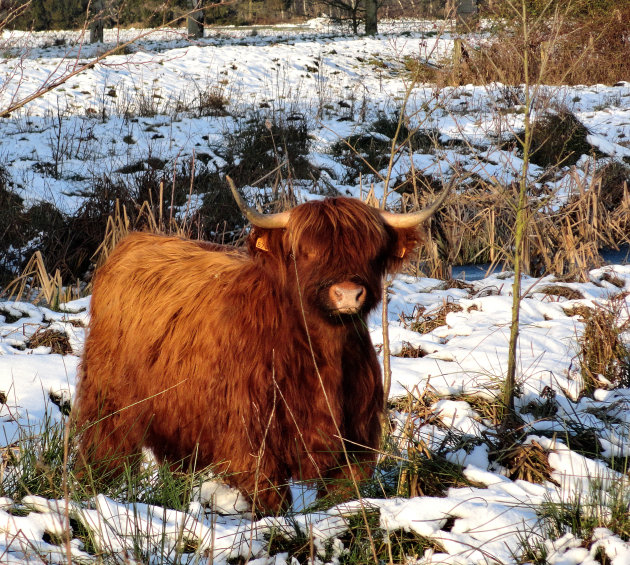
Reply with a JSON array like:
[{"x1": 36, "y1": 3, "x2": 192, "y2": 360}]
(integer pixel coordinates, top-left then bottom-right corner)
[
  {"x1": 227, "y1": 176, "x2": 291, "y2": 229},
  {"x1": 380, "y1": 184, "x2": 451, "y2": 229}
]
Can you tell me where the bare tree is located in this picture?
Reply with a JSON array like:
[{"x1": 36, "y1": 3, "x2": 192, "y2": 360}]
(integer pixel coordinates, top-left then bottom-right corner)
[
  {"x1": 318, "y1": 0, "x2": 381, "y2": 35},
  {"x1": 187, "y1": 0, "x2": 204, "y2": 38},
  {"x1": 365, "y1": 0, "x2": 377, "y2": 34},
  {"x1": 318, "y1": 0, "x2": 364, "y2": 34}
]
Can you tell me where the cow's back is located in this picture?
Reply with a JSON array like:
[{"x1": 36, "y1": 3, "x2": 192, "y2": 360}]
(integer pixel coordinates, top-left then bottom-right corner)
[{"x1": 76, "y1": 232, "x2": 251, "y2": 473}]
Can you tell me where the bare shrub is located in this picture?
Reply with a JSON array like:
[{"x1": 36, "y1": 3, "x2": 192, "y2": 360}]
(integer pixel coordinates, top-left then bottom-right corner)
[
  {"x1": 223, "y1": 114, "x2": 314, "y2": 188},
  {"x1": 526, "y1": 110, "x2": 593, "y2": 168}
]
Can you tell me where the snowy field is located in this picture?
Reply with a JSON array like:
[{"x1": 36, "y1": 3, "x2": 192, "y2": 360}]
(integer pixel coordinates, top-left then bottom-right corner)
[
  {"x1": 1, "y1": 18, "x2": 630, "y2": 565},
  {"x1": 0, "y1": 19, "x2": 628, "y2": 213},
  {"x1": 2, "y1": 266, "x2": 630, "y2": 564}
]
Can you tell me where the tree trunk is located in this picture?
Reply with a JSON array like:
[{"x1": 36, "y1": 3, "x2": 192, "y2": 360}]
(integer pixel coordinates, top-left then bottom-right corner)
[
  {"x1": 365, "y1": 0, "x2": 377, "y2": 35},
  {"x1": 89, "y1": 0, "x2": 104, "y2": 43},
  {"x1": 456, "y1": 0, "x2": 477, "y2": 28},
  {"x1": 187, "y1": 0, "x2": 205, "y2": 39}
]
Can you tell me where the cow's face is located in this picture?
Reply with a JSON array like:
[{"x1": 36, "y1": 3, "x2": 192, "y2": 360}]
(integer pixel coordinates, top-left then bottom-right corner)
[{"x1": 248, "y1": 198, "x2": 420, "y2": 320}]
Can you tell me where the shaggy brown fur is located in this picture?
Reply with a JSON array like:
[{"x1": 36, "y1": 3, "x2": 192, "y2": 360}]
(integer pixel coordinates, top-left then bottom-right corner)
[{"x1": 74, "y1": 197, "x2": 420, "y2": 512}]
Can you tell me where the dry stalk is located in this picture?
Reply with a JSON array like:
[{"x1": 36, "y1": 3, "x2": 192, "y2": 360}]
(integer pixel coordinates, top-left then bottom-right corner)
[{"x1": 3, "y1": 251, "x2": 70, "y2": 308}]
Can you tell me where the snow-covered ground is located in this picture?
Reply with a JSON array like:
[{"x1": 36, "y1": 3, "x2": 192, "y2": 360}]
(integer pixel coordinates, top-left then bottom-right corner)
[
  {"x1": 2, "y1": 18, "x2": 630, "y2": 565},
  {"x1": 0, "y1": 19, "x2": 629, "y2": 213},
  {"x1": 2, "y1": 265, "x2": 630, "y2": 564}
]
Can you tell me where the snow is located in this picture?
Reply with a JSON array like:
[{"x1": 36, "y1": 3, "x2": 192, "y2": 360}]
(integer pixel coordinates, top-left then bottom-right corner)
[{"x1": 1, "y1": 19, "x2": 629, "y2": 214}]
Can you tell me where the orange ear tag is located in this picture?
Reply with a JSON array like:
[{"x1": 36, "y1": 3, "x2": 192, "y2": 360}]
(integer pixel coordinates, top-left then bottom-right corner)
[
  {"x1": 256, "y1": 237, "x2": 269, "y2": 252},
  {"x1": 396, "y1": 247, "x2": 406, "y2": 259}
]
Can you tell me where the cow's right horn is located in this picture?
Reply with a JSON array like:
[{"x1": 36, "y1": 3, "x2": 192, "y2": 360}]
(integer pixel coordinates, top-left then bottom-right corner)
[
  {"x1": 227, "y1": 176, "x2": 291, "y2": 229},
  {"x1": 380, "y1": 185, "x2": 450, "y2": 229}
]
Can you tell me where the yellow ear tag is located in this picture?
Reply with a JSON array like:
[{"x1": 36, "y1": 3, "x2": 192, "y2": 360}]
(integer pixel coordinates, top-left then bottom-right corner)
[
  {"x1": 396, "y1": 247, "x2": 406, "y2": 259},
  {"x1": 256, "y1": 237, "x2": 269, "y2": 252}
]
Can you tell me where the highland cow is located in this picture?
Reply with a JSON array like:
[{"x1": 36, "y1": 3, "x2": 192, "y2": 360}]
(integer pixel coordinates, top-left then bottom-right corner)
[{"x1": 74, "y1": 178, "x2": 448, "y2": 513}]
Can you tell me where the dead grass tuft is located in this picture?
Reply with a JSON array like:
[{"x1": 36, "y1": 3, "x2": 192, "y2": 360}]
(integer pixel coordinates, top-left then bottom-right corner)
[
  {"x1": 26, "y1": 328, "x2": 72, "y2": 355},
  {"x1": 409, "y1": 300, "x2": 462, "y2": 334},
  {"x1": 601, "y1": 272, "x2": 625, "y2": 289},
  {"x1": 578, "y1": 298, "x2": 630, "y2": 392},
  {"x1": 563, "y1": 304, "x2": 594, "y2": 318},
  {"x1": 442, "y1": 278, "x2": 475, "y2": 291},
  {"x1": 196, "y1": 87, "x2": 229, "y2": 118},
  {"x1": 395, "y1": 342, "x2": 426, "y2": 358},
  {"x1": 537, "y1": 285, "x2": 584, "y2": 300},
  {"x1": 495, "y1": 440, "x2": 555, "y2": 484}
]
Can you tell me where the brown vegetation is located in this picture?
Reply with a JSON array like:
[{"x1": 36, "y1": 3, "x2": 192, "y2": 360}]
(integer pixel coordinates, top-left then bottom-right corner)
[
  {"x1": 578, "y1": 297, "x2": 630, "y2": 393},
  {"x1": 440, "y1": 2, "x2": 630, "y2": 86},
  {"x1": 409, "y1": 166, "x2": 630, "y2": 281}
]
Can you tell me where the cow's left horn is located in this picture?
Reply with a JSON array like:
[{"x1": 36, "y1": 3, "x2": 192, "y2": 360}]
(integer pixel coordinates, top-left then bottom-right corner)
[
  {"x1": 380, "y1": 185, "x2": 450, "y2": 229},
  {"x1": 227, "y1": 176, "x2": 291, "y2": 229}
]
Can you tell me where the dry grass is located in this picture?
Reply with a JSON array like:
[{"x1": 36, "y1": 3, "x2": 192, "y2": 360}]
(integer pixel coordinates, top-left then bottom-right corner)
[
  {"x1": 388, "y1": 387, "x2": 488, "y2": 498},
  {"x1": 26, "y1": 328, "x2": 72, "y2": 355},
  {"x1": 578, "y1": 297, "x2": 630, "y2": 392},
  {"x1": 461, "y1": 394, "x2": 504, "y2": 427},
  {"x1": 438, "y1": 4, "x2": 630, "y2": 87},
  {"x1": 494, "y1": 440, "x2": 556, "y2": 485},
  {"x1": 598, "y1": 162, "x2": 630, "y2": 212},
  {"x1": 536, "y1": 285, "x2": 584, "y2": 300},
  {"x1": 404, "y1": 181, "x2": 515, "y2": 276},
  {"x1": 2, "y1": 251, "x2": 73, "y2": 309},
  {"x1": 403, "y1": 300, "x2": 463, "y2": 334},
  {"x1": 399, "y1": 451, "x2": 483, "y2": 498},
  {"x1": 91, "y1": 196, "x2": 195, "y2": 274},
  {"x1": 602, "y1": 272, "x2": 625, "y2": 289},
  {"x1": 395, "y1": 342, "x2": 426, "y2": 358},
  {"x1": 404, "y1": 164, "x2": 630, "y2": 280}
]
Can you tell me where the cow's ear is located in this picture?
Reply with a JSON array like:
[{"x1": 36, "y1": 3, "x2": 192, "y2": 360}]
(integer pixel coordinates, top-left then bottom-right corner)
[
  {"x1": 387, "y1": 227, "x2": 423, "y2": 271},
  {"x1": 254, "y1": 233, "x2": 270, "y2": 252},
  {"x1": 247, "y1": 227, "x2": 284, "y2": 258}
]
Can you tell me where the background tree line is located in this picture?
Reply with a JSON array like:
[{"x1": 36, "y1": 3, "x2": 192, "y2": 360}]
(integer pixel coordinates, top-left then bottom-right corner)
[
  {"x1": 1, "y1": 0, "x2": 448, "y2": 32},
  {"x1": 2, "y1": 1, "x2": 621, "y2": 36}
]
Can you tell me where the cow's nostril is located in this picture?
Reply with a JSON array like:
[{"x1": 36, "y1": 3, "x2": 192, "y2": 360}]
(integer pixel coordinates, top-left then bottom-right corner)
[{"x1": 330, "y1": 282, "x2": 366, "y2": 312}]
